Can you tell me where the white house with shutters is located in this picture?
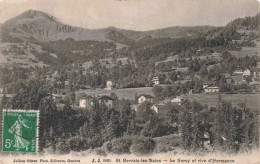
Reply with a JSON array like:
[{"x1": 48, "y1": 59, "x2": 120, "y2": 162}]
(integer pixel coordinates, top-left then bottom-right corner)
[
  {"x1": 204, "y1": 86, "x2": 219, "y2": 93},
  {"x1": 79, "y1": 97, "x2": 94, "y2": 108}
]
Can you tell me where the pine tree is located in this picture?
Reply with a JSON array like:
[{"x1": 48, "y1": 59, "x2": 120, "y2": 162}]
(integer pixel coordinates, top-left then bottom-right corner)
[
  {"x1": 87, "y1": 107, "x2": 105, "y2": 148},
  {"x1": 88, "y1": 109, "x2": 102, "y2": 138},
  {"x1": 251, "y1": 112, "x2": 259, "y2": 149},
  {"x1": 70, "y1": 92, "x2": 76, "y2": 108},
  {"x1": 38, "y1": 97, "x2": 57, "y2": 151},
  {"x1": 79, "y1": 121, "x2": 90, "y2": 137},
  {"x1": 104, "y1": 111, "x2": 120, "y2": 141},
  {"x1": 239, "y1": 104, "x2": 250, "y2": 150},
  {"x1": 179, "y1": 107, "x2": 192, "y2": 150},
  {"x1": 191, "y1": 102, "x2": 202, "y2": 151},
  {"x1": 60, "y1": 102, "x2": 76, "y2": 136},
  {"x1": 118, "y1": 99, "x2": 131, "y2": 132},
  {"x1": 126, "y1": 119, "x2": 136, "y2": 135},
  {"x1": 212, "y1": 96, "x2": 224, "y2": 149},
  {"x1": 225, "y1": 107, "x2": 237, "y2": 151}
]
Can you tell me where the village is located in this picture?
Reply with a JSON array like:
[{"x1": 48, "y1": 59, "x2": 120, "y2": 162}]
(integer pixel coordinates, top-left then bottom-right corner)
[
  {"x1": 1, "y1": 59, "x2": 260, "y2": 111},
  {"x1": 12, "y1": 59, "x2": 260, "y2": 110}
]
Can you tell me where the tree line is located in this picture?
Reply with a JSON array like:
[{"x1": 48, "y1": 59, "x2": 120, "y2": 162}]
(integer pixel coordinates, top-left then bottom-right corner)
[{"x1": 1, "y1": 80, "x2": 259, "y2": 154}]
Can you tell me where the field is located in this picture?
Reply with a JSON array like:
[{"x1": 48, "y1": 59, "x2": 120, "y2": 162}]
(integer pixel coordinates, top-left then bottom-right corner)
[
  {"x1": 0, "y1": 42, "x2": 47, "y2": 68},
  {"x1": 77, "y1": 87, "x2": 260, "y2": 111},
  {"x1": 155, "y1": 52, "x2": 221, "y2": 67},
  {"x1": 183, "y1": 93, "x2": 260, "y2": 111},
  {"x1": 77, "y1": 87, "x2": 154, "y2": 100},
  {"x1": 230, "y1": 40, "x2": 260, "y2": 58}
]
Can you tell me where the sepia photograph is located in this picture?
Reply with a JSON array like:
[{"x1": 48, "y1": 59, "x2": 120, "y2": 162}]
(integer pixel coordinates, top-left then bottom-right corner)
[{"x1": 0, "y1": 0, "x2": 259, "y2": 163}]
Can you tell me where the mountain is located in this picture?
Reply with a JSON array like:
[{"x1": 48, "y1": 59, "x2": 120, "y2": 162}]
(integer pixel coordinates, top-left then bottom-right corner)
[
  {"x1": 118, "y1": 26, "x2": 215, "y2": 40},
  {"x1": 0, "y1": 9, "x2": 110, "y2": 42},
  {"x1": 0, "y1": 9, "x2": 215, "y2": 43},
  {"x1": 106, "y1": 29, "x2": 135, "y2": 44}
]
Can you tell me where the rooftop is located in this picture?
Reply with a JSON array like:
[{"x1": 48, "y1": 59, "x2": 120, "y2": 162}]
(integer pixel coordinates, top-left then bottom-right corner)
[
  {"x1": 98, "y1": 95, "x2": 114, "y2": 100},
  {"x1": 138, "y1": 94, "x2": 153, "y2": 98},
  {"x1": 205, "y1": 86, "x2": 219, "y2": 89}
]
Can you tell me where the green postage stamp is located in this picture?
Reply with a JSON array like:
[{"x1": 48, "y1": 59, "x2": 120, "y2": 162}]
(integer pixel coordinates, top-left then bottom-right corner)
[{"x1": 2, "y1": 109, "x2": 39, "y2": 153}]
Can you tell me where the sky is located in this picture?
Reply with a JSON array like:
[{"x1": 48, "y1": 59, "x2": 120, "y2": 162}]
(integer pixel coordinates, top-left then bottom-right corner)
[{"x1": 0, "y1": 0, "x2": 259, "y2": 31}]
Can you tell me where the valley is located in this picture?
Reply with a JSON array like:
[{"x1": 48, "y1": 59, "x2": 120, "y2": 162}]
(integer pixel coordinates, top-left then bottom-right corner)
[{"x1": 0, "y1": 9, "x2": 259, "y2": 155}]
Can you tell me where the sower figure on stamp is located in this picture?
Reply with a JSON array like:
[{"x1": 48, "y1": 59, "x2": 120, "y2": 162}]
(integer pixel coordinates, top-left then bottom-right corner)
[{"x1": 9, "y1": 114, "x2": 32, "y2": 151}]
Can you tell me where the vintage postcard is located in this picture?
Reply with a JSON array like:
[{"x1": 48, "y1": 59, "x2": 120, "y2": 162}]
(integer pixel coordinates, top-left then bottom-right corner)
[{"x1": 0, "y1": 0, "x2": 259, "y2": 164}]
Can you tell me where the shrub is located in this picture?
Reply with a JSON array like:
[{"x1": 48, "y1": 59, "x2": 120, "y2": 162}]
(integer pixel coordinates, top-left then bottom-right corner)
[
  {"x1": 102, "y1": 141, "x2": 112, "y2": 153},
  {"x1": 153, "y1": 135, "x2": 181, "y2": 153},
  {"x1": 67, "y1": 136, "x2": 89, "y2": 152},
  {"x1": 110, "y1": 136, "x2": 133, "y2": 154},
  {"x1": 130, "y1": 136, "x2": 156, "y2": 155},
  {"x1": 95, "y1": 148, "x2": 107, "y2": 156},
  {"x1": 55, "y1": 139, "x2": 71, "y2": 154}
]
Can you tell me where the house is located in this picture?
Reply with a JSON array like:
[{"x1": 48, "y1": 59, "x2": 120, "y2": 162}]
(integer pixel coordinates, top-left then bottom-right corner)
[
  {"x1": 79, "y1": 97, "x2": 94, "y2": 108},
  {"x1": 204, "y1": 86, "x2": 219, "y2": 93},
  {"x1": 171, "y1": 96, "x2": 184, "y2": 105},
  {"x1": 151, "y1": 104, "x2": 164, "y2": 113},
  {"x1": 232, "y1": 40, "x2": 243, "y2": 44},
  {"x1": 243, "y1": 69, "x2": 251, "y2": 77},
  {"x1": 151, "y1": 104, "x2": 160, "y2": 113},
  {"x1": 203, "y1": 84, "x2": 209, "y2": 89},
  {"x1": 257, "y1": 62, "x2": 260, "y2": 69},
  {"x1": 98, "y1": 95, "x2": 114, "y2": 108},
  {"x1": 196, "y1": 48, "x2": 202, "y2": 52},
  {"x1": 105, "y1": 80, "x2": 115, "y2": 90},
  {"x1": 79, "y1": 85, "x2": 90, "y2": 90},
  {"x1": 172, "y1": 67, "x2": 188, "y2": 73},
  {"x1": 131, "y1": 104, "x2": 139, "y2": 112},
  {"x1": 152, "y1": 76, "x2": 160, "y2": 85},
  {"x1": 201, "y1": 132, "x2": 211, "y2": 147},
  {"x1": 56, "y1": 103, "x2": 66, "y2": 109},
  {"x1": 222, "y1": 73, "x2": 231, "y2": 79},
  {"x1": 151, "y1": 105, "x2": 159, "y2": 113},
  {"x1": 249, "y1": 81, "x2": 260, "y2": 86},
  {"x1": 54, "y1": 70, "x2": 59, "y2": 76},
  {"x1": 64, "y1": 80, "x2": 70, "y2": 86},
  {"x1": 252, "y1": 67, "x2": 260, "y2": 81},
  {"x1": 233, "y1": 69, "x2": 243, "y2": 75},
  {"x1": 188, "y1": 89, "x2": 193, "y2": 95},
  {"x1": 252, "y1": 70, "x2": 259, "y2": 79},
  {"x1": 52, "y1": 94, "x2": 64, "y2": 103},
  {"x1": 138, "y1": 94, "x2": 154, "y2": 104}
]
